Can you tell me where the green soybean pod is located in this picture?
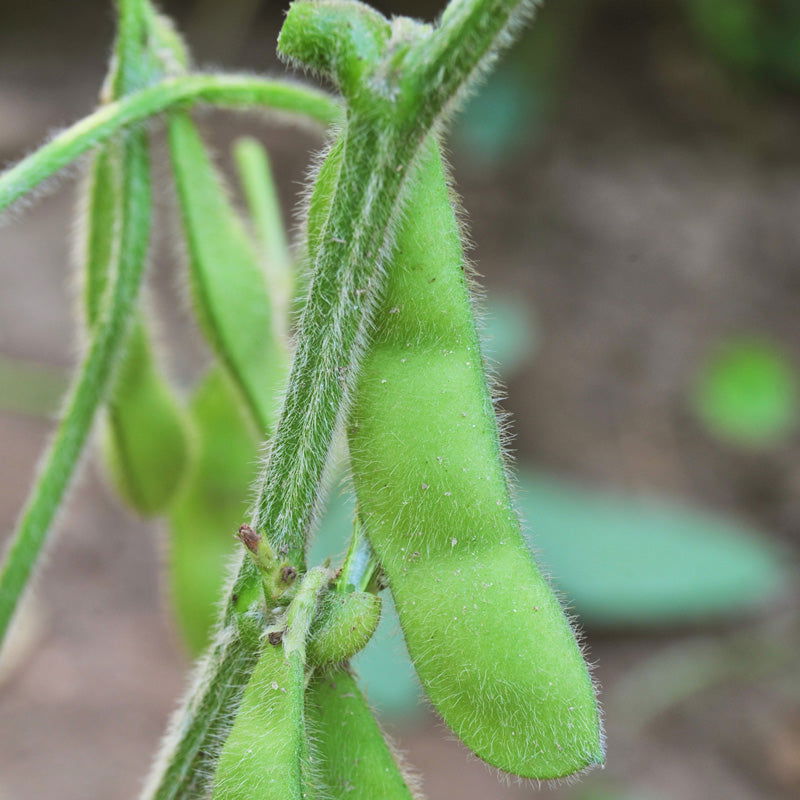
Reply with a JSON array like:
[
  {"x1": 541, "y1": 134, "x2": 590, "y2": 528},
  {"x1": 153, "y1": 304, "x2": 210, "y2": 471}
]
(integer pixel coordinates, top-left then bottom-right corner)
[
  {"x1": 338, "y1": 140, "x2": 603, "y2": 779},
  {"x1": 211, "y1": 638, "x2": 308, "y2": 800},
  {"x1": 212, "y1": 567, "x2": 328, "y2": 800},
  {"x1": 307, "y1": 590, "x2": 381, "y2": 666},
  {"x1": 168, "y1": 113, "x2": 287, "y2": 435},
  {"x1": 80, "y1": 145, "x2": 189, "y2": 516},
  {"x1": 306, "y1": 667, "x2": 419, "y2": 800},
  {"x1": 167, "y1": 368, "x2": 257, "y2": 654}
]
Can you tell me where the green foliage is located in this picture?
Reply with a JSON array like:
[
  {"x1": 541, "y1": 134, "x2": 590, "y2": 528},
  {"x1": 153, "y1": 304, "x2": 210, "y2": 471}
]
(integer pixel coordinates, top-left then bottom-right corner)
[
  {"x1": 687, "y1": 0, "x2": 800, "y2": 90},
  {"x1": 693, "y1": 336, "x2": 797, "y2": 447},
  {"x1": 517, "y1": 471, "x2": 786, "y2": 627}
]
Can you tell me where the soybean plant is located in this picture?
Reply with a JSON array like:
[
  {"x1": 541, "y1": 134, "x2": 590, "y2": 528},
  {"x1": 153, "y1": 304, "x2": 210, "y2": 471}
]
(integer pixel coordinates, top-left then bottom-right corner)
[{"x1": 0, "y1": 0, "x2": 603, "y2": 796}]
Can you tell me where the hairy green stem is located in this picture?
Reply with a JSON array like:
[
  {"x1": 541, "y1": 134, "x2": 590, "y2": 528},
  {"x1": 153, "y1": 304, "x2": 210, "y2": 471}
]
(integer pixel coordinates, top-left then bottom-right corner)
[
  {"x1": 0, "y1": 74, "x2": 340, "y2": 215},
  {"x1": 0, "y1": 130, "x2": 151, "y2": 646},
  {"x1": 142, "y1": 614, "x2": 264, "y2": 799}
]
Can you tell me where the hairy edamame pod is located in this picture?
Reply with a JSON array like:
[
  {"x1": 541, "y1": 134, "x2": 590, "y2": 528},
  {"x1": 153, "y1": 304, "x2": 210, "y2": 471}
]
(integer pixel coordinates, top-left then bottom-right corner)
[
  {"x1": 81, "y1": 148, "x2": 188, "y2": 515},
  {"x1": 307, "y1": 590, "x2": 381, "y2": 666},
  {"x1": 212, "y1": 638, "x2": 308, "y2": 800},
  {"x1": 168, "y1": 113, "x2": 287, "y2": 435},
  {"x1": 306, "y1": 667, "x2": 419, "y2": 799},
  {"x1": 309, "y1": 139, "x2": 603, "y2": 778},
  {"x1": 212, "y1": 568, "x2": 328, "y2": 800}
]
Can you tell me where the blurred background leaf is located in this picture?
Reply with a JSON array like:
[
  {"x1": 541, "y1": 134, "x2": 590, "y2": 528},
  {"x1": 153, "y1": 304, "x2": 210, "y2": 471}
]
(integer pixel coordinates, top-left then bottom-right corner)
[
  {"x1": 481, "y1": 293, "x2": 537, "y2": 375},
  {"x1": 686, "y1": 0, "x2": 800, "y2": 90},
  {"x1": 518, "y1": 469, "x2": 787, "y2": 627},
  {"x1": 692, "y1": 336, "x2": 797, "y2": 448}
]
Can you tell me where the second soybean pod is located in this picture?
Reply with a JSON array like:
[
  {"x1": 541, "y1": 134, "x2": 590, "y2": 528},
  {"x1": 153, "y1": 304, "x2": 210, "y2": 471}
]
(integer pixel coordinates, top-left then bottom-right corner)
[
  {"x1": 315, "y1": 139, "x2": 603, "y2": 779},
  {"x1": 306, "y1": 667, "x2": 419, "y2": 800},
  {"x1": 212, "y1": 567, "x2": 328, "y2": 800}
]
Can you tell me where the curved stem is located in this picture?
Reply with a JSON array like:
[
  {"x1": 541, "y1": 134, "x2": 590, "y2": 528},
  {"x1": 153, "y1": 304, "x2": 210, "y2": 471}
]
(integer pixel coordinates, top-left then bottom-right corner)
[
  {"x1": 0, "y1": 130, "x2": 152, "y2": 646},
  {"x1": 0, "y1": 74, "x2": 341, "y2": 215}
]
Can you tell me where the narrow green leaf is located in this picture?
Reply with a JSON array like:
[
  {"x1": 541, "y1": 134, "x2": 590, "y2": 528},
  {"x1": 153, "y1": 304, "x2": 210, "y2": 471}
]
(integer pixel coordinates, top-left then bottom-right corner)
[{"x1": 234, "y1": 138, "x2": 293, "y2": 326}]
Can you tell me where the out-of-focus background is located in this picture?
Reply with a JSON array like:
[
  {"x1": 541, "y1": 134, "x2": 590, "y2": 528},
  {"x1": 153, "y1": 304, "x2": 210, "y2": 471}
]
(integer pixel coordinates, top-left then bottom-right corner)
[{"x1": 1, "y1": 0, "x2": 799, "y2": 798}]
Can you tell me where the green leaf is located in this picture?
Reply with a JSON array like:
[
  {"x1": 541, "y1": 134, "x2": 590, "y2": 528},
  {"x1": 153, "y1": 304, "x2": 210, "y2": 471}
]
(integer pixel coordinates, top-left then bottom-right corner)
[
  {"x1": 693, "y1": 336, "x2": 797, "y2": 447},
  {"x1": 517, "y1": 470, "x2": 787, "y2": 627}
]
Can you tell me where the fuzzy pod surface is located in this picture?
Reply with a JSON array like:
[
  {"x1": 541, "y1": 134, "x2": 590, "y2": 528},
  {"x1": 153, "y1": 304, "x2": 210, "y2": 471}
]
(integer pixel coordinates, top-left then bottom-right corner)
[
  {"x1": 307, "y1": 590, "x2": 381, "y2": 666},
  {"x1": 168, "y1": 112, "x2": 287, "y2": 436},
  {"x1": 306, "y1": 667, "x2": 418, "y2": 799},
  {"x1": 307, "y1": 139, "x2": 603, "y2": 778},
  {"x1": 211, "y1": 639, "x2": 309, "y2": 800}
]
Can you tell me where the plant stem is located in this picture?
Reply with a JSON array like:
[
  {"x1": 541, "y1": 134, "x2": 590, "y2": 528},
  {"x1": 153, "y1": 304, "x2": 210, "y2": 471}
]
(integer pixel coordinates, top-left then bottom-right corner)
[
  {"x1": 0, "y1": 74, "x2": 340, "y2": 215},
  {"x1": 0, "y1": 130, "x2": 151, "y2": 647},
  {"x1": 141, "y1": 614, "x2": 264, "y2": 799}
]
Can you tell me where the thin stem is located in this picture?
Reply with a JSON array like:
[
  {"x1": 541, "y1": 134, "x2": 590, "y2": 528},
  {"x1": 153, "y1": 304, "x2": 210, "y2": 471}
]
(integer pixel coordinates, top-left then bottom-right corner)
[
  {"x1": 405, "y1": 0, "x2": 540, "y2": 129},
  {"x1": 0, "y1": 130, "x2": 151, "y2": 646},
  {"x1": 0, "y1": 74, "x2": 341, "y2": 215}
]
